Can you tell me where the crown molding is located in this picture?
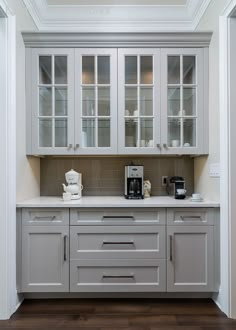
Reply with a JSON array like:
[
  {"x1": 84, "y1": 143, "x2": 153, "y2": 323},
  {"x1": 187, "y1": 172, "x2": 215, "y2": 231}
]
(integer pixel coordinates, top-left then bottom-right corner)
[
  {"x1": 22, "y1": 0, "x2": 213, "y2": 32},
  {"x1": 22, "y1": 31, "x2": 212, "y2": 48}
]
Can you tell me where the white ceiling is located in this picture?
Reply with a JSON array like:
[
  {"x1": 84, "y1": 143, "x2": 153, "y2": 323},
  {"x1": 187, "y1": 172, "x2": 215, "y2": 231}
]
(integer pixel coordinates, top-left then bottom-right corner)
[
  {"x1": 47, "y1": 0, "x2": 187, "y2": 5},
  {"x1": 23, "y1": 0, "x2": 212, "y2": 32}
]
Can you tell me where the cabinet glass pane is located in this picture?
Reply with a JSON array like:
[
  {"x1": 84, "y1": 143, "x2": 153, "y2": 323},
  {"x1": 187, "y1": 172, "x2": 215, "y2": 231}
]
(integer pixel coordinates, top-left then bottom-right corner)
[
  {"x1": 168, "y1": 56, "x2": 180, "y2": 84},
  {"x1": 140, "y1": 56, "x2": 153, "y2": 84},
  {"x1": 125, "y1": 56, "x2": 137, "y2": 84},
  {"x1": 125, "y1": 119, "x2": 138, "y2": 147},
  {"x1": 140, "y1": 119, "x2": 153, "y2": 147},
  {"x1": 98, "y1": 87, "x2": 110, "y2": 116},
  {"x1": 168, "y1": 88, "x2": 180, "y2": 116},
  {"x1": 183, "y1": 118, "x2": 196, "y2": 147},
  {"x1": 82, "y1": 56, "x2": 95, "y2": 84},
  {"x1": 55, "y1": 119, "x2": 67, "y2": 147},
  {"x1": 39, "y1": 87, "x2": 52, "y2": 116},
  {"x1": 183, "y1": 56, "x2": 196, "y2": 84},
  {"x1": 98, "y1": 119, "x2": 110, "y2": 147},
  {"x1": 82, "y1": 87, "x2": 95, "y2": 116},
  {"x1": 39, "y1": 119, "x2": 52, "y2": 147},
  {"x1": 168, "y1": 118, "x2": 181, "y2": 147},
  {"x1": 140, "y1": 87, "x2": 153, "y2": 116},
  {"x1": 98, "y1": 56, "x2": 110, "y2": 84},
  {"x1": 39, "y1": 56, "x2": 52, "y2": 84},
  {"x1": 55, "y1": 56, "x2": 67, "y2": 84},
  {"x1": 125, "y1": 87, "x2": 137, "y2": 116},
  {"x1": 183, "y1": 88, "x2": 196, "y2": 116},
  {"x1": 82, "y1": 119, "x2": 95, "y2": 147},
  {"x1": 55, "y1": 87, "x2": 67, "y2": 116}
]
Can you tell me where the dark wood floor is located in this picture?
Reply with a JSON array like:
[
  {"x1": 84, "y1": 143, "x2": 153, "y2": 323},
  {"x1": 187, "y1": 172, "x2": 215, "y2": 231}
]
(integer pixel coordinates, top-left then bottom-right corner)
[{"x1": 0, "y1": 298, "x2": 236, "y2": 329}]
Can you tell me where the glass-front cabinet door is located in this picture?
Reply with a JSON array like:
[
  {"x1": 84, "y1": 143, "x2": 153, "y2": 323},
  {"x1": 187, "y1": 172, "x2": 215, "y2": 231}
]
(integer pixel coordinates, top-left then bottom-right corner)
[
  {"x1": 118, "y1": 49, "x2": 161, "y2": 154},
  {"x1": 161, "y1": 48, "x2": 205, "y2": 154},
  {"x1": 75, "y1": 49, "x2": 117, "y2": 154},
  {"x1": 31, "y1": 49, "x2": 74, "y2": 155}
]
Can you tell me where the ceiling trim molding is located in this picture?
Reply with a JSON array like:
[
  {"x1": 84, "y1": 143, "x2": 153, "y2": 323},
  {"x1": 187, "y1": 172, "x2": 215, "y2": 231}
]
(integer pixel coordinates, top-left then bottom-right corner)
[
  {"x1": 22, "y1": 0, "x2": 213, "y2": 32},
  {"x1": 22, "y1": 31, "x2": 212, "y2": 48},
  {"x1": 192, "y1": 0, "x2": 213, "y2": 29}
]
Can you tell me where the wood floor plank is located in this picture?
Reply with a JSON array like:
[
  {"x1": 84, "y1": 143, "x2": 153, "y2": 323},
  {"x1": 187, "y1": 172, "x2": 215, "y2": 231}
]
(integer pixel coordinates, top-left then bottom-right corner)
[{"x1": 2, "y1": 298, "x2": 234, "y2": 330}]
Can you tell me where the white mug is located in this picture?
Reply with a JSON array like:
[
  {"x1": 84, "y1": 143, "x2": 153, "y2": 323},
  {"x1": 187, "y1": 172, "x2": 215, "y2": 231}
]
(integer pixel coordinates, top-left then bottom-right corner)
[
  {"x1": 147, "y1": 140, "x2": 154, "y2": 147},
  {"x1": 177, "y1": 188, "x2": 187, "y2": 195},
  {"x1": 133, "y1": 110, "x2": 138, "y2": 116},
  {"x1": 192, "y1": 193, "x2": 201, "y2": 200},
  {"x1": 125, "y1": 110, "x2": 130, "y2": 116},
  {"x1": 140, "y1": 140, "x2": 146, "y2": 147},
  {"x1": 171, "y1": 139, "x2": 180, "y2": 147},
  {"x1": 63, "y1": 192, "x2": 71, "y2": 201}
]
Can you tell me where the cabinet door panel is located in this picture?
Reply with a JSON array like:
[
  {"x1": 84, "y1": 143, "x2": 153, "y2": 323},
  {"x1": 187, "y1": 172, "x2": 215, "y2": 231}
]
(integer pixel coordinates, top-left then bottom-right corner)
[
  {"x1": 75, "y1": 49, "x2": 117, "y2": 154},
  {"x1": 21, "y1": 226, "x2": 69, "y2": 292},
  {"x1": 161, "y1": 48, "x2": 205, "y2": 154},
  {"x1": 167, "y1": 226, "x2": 214, "y2": 292},
  {"x1": 31, "y1": 48, "x2": 75, "y2": 155},
  {"x1": 118, "y1": 49, "x2": 161, "y2": 154}
]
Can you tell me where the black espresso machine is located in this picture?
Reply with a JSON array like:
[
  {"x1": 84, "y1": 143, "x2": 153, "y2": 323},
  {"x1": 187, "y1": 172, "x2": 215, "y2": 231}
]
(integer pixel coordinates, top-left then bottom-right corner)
[
  {"x1": 125, "y1": 165, "x2": 144, "y2": 199},
  {"x1": 167, "y1": 176, "x2": 186, "y2": 199}
]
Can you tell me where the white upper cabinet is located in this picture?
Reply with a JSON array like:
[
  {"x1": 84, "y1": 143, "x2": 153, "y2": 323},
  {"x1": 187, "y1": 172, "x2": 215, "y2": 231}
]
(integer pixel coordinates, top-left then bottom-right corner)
[
  {"x1": 161, "y1": 48, "x2": 208, "y2": 155},
  {"x1": 30, "y1": 49, "x2": 75, "y2": 155},
  {"x1": 25, "y1": 33, "x2": 210, "y2": 156},
  {"x1": 118, "y1": 49, "x2": 161, "y2": 155},
  {"x1": 75, "y1": 49, "x2": 117, "y2": 154}
]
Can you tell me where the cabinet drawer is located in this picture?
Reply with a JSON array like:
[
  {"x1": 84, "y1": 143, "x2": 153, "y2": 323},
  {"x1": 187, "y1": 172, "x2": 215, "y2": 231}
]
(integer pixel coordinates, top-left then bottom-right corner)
[
  {"x1": 70, "y1": 259, "x2": 166, "y2": 292},
  {"x1": 167, "y1": 208, "x2": 214, "y2": 225},
  {"x1": 22, "y1": 208, "x2": 69, "y2": 226},
  {"x1": 70, "y1": 225, "x2": 165, "y2": 259},
  {"x1": 70, "y1": 208, "x2": 165, "y2": 225}
]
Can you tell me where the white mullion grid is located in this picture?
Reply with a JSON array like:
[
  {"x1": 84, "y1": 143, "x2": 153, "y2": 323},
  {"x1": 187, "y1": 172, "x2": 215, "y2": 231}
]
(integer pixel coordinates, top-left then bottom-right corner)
[
  {"x1": 95, "y1": 55, "x2": 98, "y2": 148},
  {"x1": 180, "y1": 54, "x2": 183, "y2": 147},
  {"x1": 137, "y1": 55, "x2": 140, "y2": 147},
  {"x1": 52, "y1": 55, "x2": 55, "y2": 148}
]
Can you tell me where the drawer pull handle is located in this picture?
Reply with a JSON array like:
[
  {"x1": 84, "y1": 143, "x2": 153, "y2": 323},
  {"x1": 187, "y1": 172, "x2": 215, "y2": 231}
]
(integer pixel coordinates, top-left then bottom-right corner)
[
  {"x1": 102, "y1": 216, "x2": 134, "y2": 220},
  {"x1": 34, "y1": 216, "x2": 56, "y2": 221},
  {"x1": 180, "y1": 216, "x2": 202, "y2": 221},
  {"x1": 102, "y1": 274, "x2": 135, "y2": 279},
  {"x1": 169, "y1": 235, "x2": 174, "y2": 262},
  {"x1": 64, "y1": 235, "x2": 68, "y2": 261},
  {"x1": 102, "y1": 241, "x2": 134, "y2": 245}
]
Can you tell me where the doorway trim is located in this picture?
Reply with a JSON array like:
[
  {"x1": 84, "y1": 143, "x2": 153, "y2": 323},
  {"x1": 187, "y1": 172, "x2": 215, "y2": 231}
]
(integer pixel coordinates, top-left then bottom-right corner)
[
  {"x1": 0, "y1": 1, "x2": 18, "y2": 320},
  {"x1": 219, "y1": 0, "x2": 236, "y2": 318}
]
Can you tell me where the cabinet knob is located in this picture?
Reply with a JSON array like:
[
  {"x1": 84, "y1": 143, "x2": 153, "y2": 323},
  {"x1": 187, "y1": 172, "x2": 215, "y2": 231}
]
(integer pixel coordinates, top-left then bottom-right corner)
[
  {"x1": 163, "y1": 143, "x2": 168, "y2": 149},
  {"x1": 74, "y1": 144, "x2": 80, "y2": 150},
  {"x1": 156, "y1": 143, "x2": 161, "y2": 149}
]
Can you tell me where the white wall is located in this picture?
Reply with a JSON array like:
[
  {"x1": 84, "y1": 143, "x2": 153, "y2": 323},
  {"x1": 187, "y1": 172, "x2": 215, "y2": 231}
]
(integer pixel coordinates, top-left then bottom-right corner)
[
  {"x1": 7, "y1": 0, "x2": 40, "y2": 201},
  {"x1": 194, "y1": 0, "x2": 229, "y2": 201}
]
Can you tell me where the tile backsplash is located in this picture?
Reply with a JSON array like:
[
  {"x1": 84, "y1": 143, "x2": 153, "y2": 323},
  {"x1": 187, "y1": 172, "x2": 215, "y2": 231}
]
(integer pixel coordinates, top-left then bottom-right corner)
[{"x1": 40, "y1": 156, "x2": 194, "y2": 196}]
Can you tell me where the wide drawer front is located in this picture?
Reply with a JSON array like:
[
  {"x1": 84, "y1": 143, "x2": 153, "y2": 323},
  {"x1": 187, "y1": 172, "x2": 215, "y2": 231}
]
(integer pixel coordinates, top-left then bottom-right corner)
[
  {"x1": 167, "y1": 208, "x2": 214, "y2": 225},
  {"x1": 70, "y1": 208, "x2": 166, "y2": 225},
  {"x1": 70, "y1": 225, "x2": 166, "y2": 259},
  {"x1": 22, "y1": 208, "x2": 69, "y2": 226},
  {"x1": 70, "y1": 259, "x2": 166, "y2": 292}
]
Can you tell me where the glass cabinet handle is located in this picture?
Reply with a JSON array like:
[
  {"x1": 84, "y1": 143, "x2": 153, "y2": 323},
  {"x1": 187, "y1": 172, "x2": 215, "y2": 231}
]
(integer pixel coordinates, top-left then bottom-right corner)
[
  {"x1": 67, "y1": 144, "x2": 73, "y2": 149},
  {"x1": 163, "y1": 143, "x2": 168, "y2": 149},
  {"x1": 156, "y1": 143, "x2": 161, "y2": 149},
  {"x1": 74, "y1": 144, "x2": 80, "y2": 150}
]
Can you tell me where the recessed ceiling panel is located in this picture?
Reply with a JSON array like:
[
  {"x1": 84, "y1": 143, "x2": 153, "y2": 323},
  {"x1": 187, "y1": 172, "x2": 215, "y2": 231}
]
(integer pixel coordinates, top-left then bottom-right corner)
[{"x1": 47, "y1": 0, "x2": 187, "y2": 5}]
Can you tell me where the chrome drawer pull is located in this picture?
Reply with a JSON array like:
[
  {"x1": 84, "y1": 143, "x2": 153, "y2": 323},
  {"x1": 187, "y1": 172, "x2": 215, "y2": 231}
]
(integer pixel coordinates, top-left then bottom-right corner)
[
  {"x1": 63, "y1": 235, "x2": 68, "y2": 261},
  {"x1": 169, "y1": 235, "x2": 174, "y2": 262},
  {"x1": 180, "y1": 216, "x2": 202, "y2": 220},
  {"x1": 34, "y1": 215, "x2": 56, "y2": 221},
  {"x1": 102, "y1": 274, "x2": 135, "y2": 279},
  {"x1": 102, "y1": 241, "x2": 134, "y2": 245},
  {"x1": 102, "y1": 216, "x2": 134, "y2": 220}
]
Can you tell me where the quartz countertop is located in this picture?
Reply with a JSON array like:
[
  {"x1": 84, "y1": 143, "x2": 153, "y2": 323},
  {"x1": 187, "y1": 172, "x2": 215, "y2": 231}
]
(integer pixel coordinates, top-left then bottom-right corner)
[{"x1": 16, "y1": 196, "x2": 220, "y2": 208}]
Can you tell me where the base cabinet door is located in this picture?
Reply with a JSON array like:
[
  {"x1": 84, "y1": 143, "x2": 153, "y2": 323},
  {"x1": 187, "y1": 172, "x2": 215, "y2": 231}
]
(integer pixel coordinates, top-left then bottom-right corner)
[
  {"x1": 21, "y1": 226, "x2": 69, "y2": 292},
  {"x1": 167, "y1": 225, "x2": 214, "y2": 292}
]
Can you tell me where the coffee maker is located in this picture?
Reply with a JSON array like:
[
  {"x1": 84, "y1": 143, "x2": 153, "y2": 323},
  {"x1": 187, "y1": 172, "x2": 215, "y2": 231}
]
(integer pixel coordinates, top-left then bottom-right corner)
[
  {"x1": 125, "y1": 165, "x2": 144, "y2": 199},
  {"x1": 167, "y1": 176, "x2": 186, "y2": 199}
]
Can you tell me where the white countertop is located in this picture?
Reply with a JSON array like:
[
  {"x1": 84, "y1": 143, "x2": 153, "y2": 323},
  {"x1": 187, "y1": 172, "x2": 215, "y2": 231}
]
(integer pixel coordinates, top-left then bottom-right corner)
[{"x1": 16, "y1": 196, "x2": 220, "y2": 208}]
